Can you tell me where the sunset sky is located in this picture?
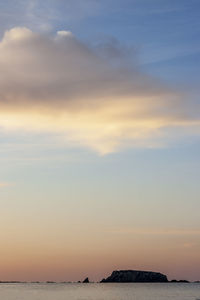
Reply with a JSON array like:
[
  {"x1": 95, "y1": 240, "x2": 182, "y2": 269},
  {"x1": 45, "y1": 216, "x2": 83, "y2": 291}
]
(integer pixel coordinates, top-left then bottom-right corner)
[{"x1": 0, "y1": 0, "x2": 200, "y2": 282}]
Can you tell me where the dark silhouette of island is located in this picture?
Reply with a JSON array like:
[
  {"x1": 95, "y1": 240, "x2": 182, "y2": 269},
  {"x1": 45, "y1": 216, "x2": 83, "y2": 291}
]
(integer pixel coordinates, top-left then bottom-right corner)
[
  {"x1": 171, "y1": 279, "x2": 190, "y2": 283},
  {"x1": 0, "y1": 270, "x2": 198, "y2": 284},
  {"x1": 100, "y1": 270, "x2": 168, "y2": 283}
]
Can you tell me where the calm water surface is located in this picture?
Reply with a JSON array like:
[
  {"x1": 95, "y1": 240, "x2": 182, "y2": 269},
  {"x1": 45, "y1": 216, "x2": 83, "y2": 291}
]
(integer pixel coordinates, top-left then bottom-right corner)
[{"x1": 0, "y1": 283, "x2": 200, "y2": 300}]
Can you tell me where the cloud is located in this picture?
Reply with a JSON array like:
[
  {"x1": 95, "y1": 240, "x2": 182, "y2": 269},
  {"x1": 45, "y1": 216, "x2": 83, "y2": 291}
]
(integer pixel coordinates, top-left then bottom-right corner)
[
  {"x1": 110, "y1": 228, "x2": 200, "y2": 236},
  {"x1": 0, "y1": 182, "x2": 12, "y2": 188},
  {"x1": 0, "y1": 27, "x2": 199, "y2": 154}
]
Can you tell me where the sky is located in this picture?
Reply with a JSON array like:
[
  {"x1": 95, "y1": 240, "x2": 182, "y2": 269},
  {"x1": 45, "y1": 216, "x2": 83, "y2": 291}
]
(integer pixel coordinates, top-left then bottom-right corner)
[{"x1": 0, "y1": 0, "x2": 200, "y2": 282}]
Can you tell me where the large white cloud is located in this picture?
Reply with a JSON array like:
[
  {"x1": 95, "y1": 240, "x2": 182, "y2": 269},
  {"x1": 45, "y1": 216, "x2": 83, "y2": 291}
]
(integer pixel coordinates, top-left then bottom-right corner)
[{"x1": 0, "y1": 27, "x2": 199, "y2": 154}]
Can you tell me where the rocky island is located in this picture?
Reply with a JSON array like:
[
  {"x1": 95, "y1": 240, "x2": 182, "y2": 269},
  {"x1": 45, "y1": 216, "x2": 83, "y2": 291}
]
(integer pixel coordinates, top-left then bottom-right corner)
[{"x1": 101, "y1": 270, "x2": 168, "y2": 283}]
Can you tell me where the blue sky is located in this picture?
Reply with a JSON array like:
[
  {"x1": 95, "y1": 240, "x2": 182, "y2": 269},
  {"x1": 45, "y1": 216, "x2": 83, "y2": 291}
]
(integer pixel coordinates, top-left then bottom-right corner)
[{"x1": 0, "y1": 0, "x2": 200, "y2": 281}]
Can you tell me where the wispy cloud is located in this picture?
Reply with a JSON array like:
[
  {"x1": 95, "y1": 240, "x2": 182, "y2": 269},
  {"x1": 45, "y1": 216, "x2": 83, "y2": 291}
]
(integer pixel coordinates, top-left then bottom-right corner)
[
  {"x1": 0, "y1": 182, "x2": 12, "y2": 188},
  {"x1": 0, "y1": 0, "x2": 101, "y2": 34},
  {"x1": 0, "y1": 27, "x2": 199, "y2": 154},
  {"x1": 110, "y1": 228, "x2": 200, "y2": 236}
]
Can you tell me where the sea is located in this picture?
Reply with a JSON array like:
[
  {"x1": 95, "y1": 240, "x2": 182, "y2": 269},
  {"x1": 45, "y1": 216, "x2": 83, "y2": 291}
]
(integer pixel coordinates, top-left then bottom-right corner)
[{"x1": 0, "y1": 282, "x2": 200, "y2": 300}]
